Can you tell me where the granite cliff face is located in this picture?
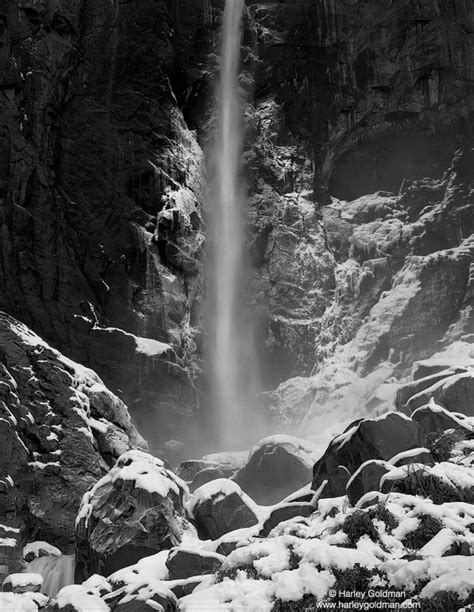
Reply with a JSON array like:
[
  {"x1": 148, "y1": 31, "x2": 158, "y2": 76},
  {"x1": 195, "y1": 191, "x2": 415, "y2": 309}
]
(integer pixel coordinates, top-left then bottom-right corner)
[
  {"x1": 0, "y1": 0, "x2": 473, "y2": 444},
  {"x1": 0, "y1": 0, "x2": 204, "y2": 449},
  {"x1": 0, "y1": 1, "x2": 473, "y2": 609}
]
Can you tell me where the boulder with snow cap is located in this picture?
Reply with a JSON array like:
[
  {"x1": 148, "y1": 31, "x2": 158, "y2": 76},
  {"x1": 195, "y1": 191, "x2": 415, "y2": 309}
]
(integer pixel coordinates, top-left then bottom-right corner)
[
  {"x1": 177, "y1": 451, "x2": 246, "y2": 491},
  {"x1": 401, "y1": 370, "x2": 474, "y2": 417},
  {"x1": 346, "y1": 460, "x2": 393, "y2": 506},
  {"x1": 189, "y1": 479, "x2": 260, "y2": 540},
  {"x1": 312, "y1": 412, "x2": 425, "y2": 497},
  {"x1": 260, "y1": 502, "x2": 315, "y2": 536},
  {"x1": 411, "y1": 402, "x2": 473, "y2": 436},
  {"x1": 75, "y1": 450, "x2": 190, "y2": 581},
  {"x1": 107, "y1": 582, "x2": 178, "y2": 612},
  {"x1": 233, "y1": 435, "x2": 316, "y2": 504},
  {"x1": 2, "y1": 573, "x2": 43, "y2": 594},
  {"x1": 165, "y1": 548, "x2": 225, "y2": 580},
  {"x1": 45, "y1": 585, "x2": 109, "y2": 612},
  {"x1": 396, "y1": 366, "x2": 470, "y2": 408}
]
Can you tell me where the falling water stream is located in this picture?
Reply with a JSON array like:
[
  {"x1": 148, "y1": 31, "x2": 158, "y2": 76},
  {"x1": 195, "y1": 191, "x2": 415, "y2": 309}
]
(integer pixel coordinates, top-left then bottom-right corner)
[
  {"x1": 207, "y1": 0, "x2": 262, "y2": 450},
  {"x1": 24, "y1": 555, "x2": 75, "y2": 597}
]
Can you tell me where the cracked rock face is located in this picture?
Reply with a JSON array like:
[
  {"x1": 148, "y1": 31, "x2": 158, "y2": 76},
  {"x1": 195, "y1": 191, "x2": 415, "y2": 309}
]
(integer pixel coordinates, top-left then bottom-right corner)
[
  {"x1": 247, "y1": 0, "x2": 473, "y2": 199},
  {"x1": 0, "y1": 0, "x2": 203, "y2": 446},
  {"x1": 0, "y1": 312, "x2": 146, "y2": 582}
]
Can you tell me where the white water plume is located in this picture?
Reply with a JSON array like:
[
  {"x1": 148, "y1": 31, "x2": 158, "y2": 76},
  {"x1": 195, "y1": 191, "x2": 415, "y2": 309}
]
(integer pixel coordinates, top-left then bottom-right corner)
[
  {"x1": 25, "y1": 554, "x2": 75, "y2": 597},
  {"x1": 206, "y1": 0, "x2": 262, "y2": 450}
]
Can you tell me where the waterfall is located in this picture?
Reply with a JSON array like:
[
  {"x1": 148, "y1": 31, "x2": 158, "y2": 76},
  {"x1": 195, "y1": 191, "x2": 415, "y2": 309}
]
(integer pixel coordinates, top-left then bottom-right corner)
[
  {"x1": 24, "y1": 555, "x2": 75, "y2": 597},
  {"x1": 206, "y1": 0, "x2": 262, "y2": 450}
]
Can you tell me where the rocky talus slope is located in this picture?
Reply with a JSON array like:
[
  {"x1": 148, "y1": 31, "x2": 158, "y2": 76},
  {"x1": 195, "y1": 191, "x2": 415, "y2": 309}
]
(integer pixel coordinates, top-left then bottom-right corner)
[{"x1": 0, "y1": 352, "x2": 472, "y2": 611}]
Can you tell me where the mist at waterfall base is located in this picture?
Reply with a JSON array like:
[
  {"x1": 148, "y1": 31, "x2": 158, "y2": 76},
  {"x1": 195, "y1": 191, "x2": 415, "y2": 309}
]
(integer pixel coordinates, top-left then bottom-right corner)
[{"x1": 204, "y1": 0, "x2": 265, "y2": 452}]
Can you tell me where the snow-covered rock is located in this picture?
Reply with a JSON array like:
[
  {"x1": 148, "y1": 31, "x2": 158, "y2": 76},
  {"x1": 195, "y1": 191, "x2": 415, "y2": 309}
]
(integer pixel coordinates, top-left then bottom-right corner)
[
  {"x1": 2, "y1": 573, "x2": 43, "y2": 594},
  {"x1": 188, "y1": 479, "x2": 260, "y2": 540},
  {"x1": 233, "y1": 435, "x2": 317, "y2": 504},
  {"x1": 75, "y1": 450, "x2": 190, "y2": 581},
  {"x1": 312, "y1": 412, "x2": 425, "y2": 497}
]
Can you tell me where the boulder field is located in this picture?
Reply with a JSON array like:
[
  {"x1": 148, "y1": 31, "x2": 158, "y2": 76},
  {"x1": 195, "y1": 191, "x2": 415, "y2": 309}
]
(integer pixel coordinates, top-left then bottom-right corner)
[{"x1": 0, "y1": 316, "x2": 472, "y2": 610}]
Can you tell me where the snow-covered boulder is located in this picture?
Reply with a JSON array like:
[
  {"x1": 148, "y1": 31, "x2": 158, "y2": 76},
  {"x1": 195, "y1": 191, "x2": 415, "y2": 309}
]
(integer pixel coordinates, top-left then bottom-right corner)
[
  {"x1": 46, "y1": 585, "x2": 109, "y2": 612},
  {"x1": 398, "y1": 368, "x2": 474, "y2": 417},
  {"x1": 233, "y1": 435, "x2": 317, "y2": 504},
  {"x1": 411, "y1": 402, "x2": 473, "y2": 435},
  {"x1": 2, "y1": 573, "x2": 43, "y2": 594},
  {"x1": 0, "y1": 591, "x2": 48, "y2": 611},
  {"x1": 188, "y1": 479, "x2": 260, "y2": 540},
  {"x1": 346, "y1": 460, "x2": 393, "y2": 506},
  {"x1": 75, "y1": 450, "x2": 190, "y2": 581},
  {"x1": 312, "y1": 412, "x2": 426, "y2": 497},
  {"x1": 260, "y1": 502, "x2": 315, "y2": 537},
  {"x1": 101, "y1": 551, "x2": 178, "y2": 611},
  {"x1": 177, "y1": 452, "x2": 247, "y2": 492}
]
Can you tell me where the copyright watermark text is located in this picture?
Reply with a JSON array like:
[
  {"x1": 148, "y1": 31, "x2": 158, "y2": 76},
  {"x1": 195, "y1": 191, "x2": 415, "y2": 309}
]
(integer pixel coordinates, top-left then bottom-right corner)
[{"x1": 304, "y1": 589, "x2": 421, "y2": 610}]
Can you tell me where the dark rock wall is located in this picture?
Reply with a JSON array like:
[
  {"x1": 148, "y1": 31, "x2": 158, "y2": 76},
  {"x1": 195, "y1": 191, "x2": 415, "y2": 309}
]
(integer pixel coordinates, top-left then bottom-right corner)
[
  {"x1": 248, "y1": 0, "x2": 473, "y2": 200},
  {"x1": 0, "y1": 0, "x2": 472, "y2": 439},
  {"x1": 0, "y1": 0, "x2": 205, "y2": 445}
]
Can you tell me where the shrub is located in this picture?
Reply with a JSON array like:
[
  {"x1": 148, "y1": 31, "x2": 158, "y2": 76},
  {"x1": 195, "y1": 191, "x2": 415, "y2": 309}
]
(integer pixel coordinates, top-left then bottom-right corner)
[
  {"x1": 403, "y1": 515, "x2": 444, "y2": 550},
  {"x1": 332, "y1": 564, "x2": 374, "y2": 593},
  {"x1": 369, "y1": 504, "x2": 399, "y2": 532},
  {"x1": 419, "y1": 589, "x2": 474, "y2": 611},
  {"x1": 425, "y1": 428, "x2": 466, "y2": 462},
  {"x1": 215, "y1": 563, "x2": 260, "y2": 582},
  {"x1": 342, "y1": 510, "x2": 379, "y2": 546},
  {"x1": 272, "y1": 595, "x2": 320, "y2": 611},
  {"x1": 393, "y1": 470, "x2": 468, "y2": 504}
]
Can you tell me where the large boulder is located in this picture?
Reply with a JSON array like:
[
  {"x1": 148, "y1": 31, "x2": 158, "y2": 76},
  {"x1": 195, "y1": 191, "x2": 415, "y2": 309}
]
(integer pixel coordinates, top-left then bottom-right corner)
[
  {"x1": 260, "y1": 503, "x2": 315, "y2": 537},
  {"x1": 312, "y1": 412, "x2": 426, "y2": 497},
  {"x1": 402, "y1": 371, "x2": 474, "y2": 417},
  {"x1": 189, "y1": 479, "x2": 260, "y2": 540},
  {"x1": 177, "y1": 451, "x2": 247, "y2": 492},
  {"x1": 0, "y1": 313, "x2": 146, "y2": 581},
  {"x1": 346, "y1": 460, "x2": 394, "y2": 506},
  {"x1": 2, "y1": 573, "x2": 43, "y2": 594},
  {"x1": 411, "y1": 402, "x2": 473, "y2": 436},
  {"x1": 46, "y1": 585, "x2": 109, "y2": 612},
  {"x1": 395, "y1": 367, "x2": 470, "y2": 410},
  {"x1": 233, "y1": 435, "x2": 316, "y2": 505},
  {"x1": 75, "y1": 450, "x2": 190, "y2": 581}
]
